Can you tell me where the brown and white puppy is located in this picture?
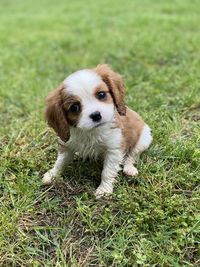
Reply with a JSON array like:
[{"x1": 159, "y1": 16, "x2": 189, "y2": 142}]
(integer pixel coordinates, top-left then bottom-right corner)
[{"x1": 43, "y1": 64, "x2": 152, "y2": 198}]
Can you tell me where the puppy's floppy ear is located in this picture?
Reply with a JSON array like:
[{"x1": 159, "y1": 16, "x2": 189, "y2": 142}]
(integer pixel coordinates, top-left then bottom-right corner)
[
  {"x1": 45, "y1": 83, "x2": 70, "y2": 142},
  {"x1": 95, "y1": 64, "x2": 126, "y2": 116}
]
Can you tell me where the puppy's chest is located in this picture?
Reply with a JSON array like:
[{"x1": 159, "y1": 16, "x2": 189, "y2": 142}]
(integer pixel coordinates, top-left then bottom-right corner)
[{"x1": 67, "y1": 126, "x2": 122, "y2": 160}]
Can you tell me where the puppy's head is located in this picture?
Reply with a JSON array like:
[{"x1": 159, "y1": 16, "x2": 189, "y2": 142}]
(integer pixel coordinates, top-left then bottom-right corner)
[{"x1": 45, "y1": 64, "x2": 126, "y2": 142}]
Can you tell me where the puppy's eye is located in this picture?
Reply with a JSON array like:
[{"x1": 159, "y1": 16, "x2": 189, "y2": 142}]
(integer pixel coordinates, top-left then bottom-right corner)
[
  {"x1": 70, "y1": 103, "x2": 80, "y2": 112},
  {"x1": 96, "y1": 91, "x2": 106, "y2": 100}
]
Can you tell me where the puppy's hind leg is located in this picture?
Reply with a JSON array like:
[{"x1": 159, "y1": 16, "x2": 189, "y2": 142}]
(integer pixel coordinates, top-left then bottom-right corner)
[
  {"x1": 123, "y1": 124, "x2": 152, "y2": 177},
  {"x1": 123, "y1": 154, "x2": 138, "y2": 176},
  {"x1": 42, "y1": 143, "x2": 74, "y2": 185}
]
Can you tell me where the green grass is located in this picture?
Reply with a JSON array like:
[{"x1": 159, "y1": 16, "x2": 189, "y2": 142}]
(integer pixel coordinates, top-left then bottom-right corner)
[{"x1": 0, "y1": 0, "x2": 200, "y2": 266}]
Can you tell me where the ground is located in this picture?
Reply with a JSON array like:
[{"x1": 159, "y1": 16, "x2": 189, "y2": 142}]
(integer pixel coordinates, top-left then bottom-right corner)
[{"x1": 0, "y1": 0, "x2": 199, "y2": 266}]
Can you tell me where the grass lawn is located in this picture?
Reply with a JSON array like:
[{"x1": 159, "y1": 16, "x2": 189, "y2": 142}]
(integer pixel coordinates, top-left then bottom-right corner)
[{"x1": 0, "y1": 0, "x2": 200, "y2": 266}]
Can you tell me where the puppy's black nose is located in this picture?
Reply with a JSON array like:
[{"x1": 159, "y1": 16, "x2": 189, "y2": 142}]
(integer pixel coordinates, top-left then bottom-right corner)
[{"x1": 89, "y1": 111, "x2": 102, "y2": 122}]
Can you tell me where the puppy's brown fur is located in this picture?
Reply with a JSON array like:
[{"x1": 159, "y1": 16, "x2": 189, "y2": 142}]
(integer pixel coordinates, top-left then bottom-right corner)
[
  {"x1": 94, "y1": 64, "x2": 126, "y2": 116},
  {"x1": 43, "y1": 64, "x2": 152, "y2": 197},
  {"x1": 46, "y1": 65, "x2": 145, "y2": 153}
]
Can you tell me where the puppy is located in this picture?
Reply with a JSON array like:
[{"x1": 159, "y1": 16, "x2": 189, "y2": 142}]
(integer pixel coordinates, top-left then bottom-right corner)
[{"x1": 43, "y1": 64, "x2": 152, "y2": 198}]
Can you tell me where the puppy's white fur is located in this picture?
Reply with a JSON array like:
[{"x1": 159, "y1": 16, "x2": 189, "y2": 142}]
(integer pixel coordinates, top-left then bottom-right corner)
[
  {"x1": 44, "y1": 121, "x2": 123, "y2": 197},
  {"x1": 64, "y1": 70, "x2": 115, "y2": 129},
  {"x1": 43, "y1": 65, "x2": 152, "y2": 198},
  {"x1": 123, "y1": 124, "x2": 152, "y2": 176}
]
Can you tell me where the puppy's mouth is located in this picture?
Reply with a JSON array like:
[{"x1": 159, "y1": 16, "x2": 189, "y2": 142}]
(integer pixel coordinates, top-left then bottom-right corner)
[{"x1": 94, "y1": 122, "x2": 106, "y2": 128}]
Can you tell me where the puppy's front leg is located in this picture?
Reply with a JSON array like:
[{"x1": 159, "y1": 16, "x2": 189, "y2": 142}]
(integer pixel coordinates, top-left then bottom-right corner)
[
  {"x1": 42, "y1": 143, "x2": 73, "y2": 185},
  {"x1": 95, "y1": 149, "x2": 122, "y2": 198}
]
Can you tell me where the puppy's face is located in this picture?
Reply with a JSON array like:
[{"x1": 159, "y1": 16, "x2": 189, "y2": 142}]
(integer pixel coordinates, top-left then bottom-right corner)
[
  {"x1": 63, "y1": 70, "x2": 114, "y2": 129},
  {"x1": 45, "y1": 64, "x2": 126, "y2": 142}
]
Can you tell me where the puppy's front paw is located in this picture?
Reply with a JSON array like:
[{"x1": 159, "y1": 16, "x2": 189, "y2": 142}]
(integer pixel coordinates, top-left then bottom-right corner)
[
  {"x1": 123, "y1": 165, "x2": 138, "y2": 176},
  {"x1": 95, "y1": 184, "x2": 113, "y2": 199},
  {"x1": 42, "y1": 170, "x2": 55, "y2": 185}
]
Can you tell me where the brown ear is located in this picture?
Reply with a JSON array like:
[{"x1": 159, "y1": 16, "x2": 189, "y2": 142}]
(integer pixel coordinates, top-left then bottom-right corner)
[
  {"x1": 94, "y1": 64, "x2": 126, "y2": 115},
  {"x1": 45, "y1": 83, "x2": 70, "y2": 142}
]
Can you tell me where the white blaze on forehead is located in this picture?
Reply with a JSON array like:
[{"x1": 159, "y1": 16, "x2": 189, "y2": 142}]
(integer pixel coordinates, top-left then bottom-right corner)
[{"x1": 64, "y1": 69, "x2": 101, "y2": 96}]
